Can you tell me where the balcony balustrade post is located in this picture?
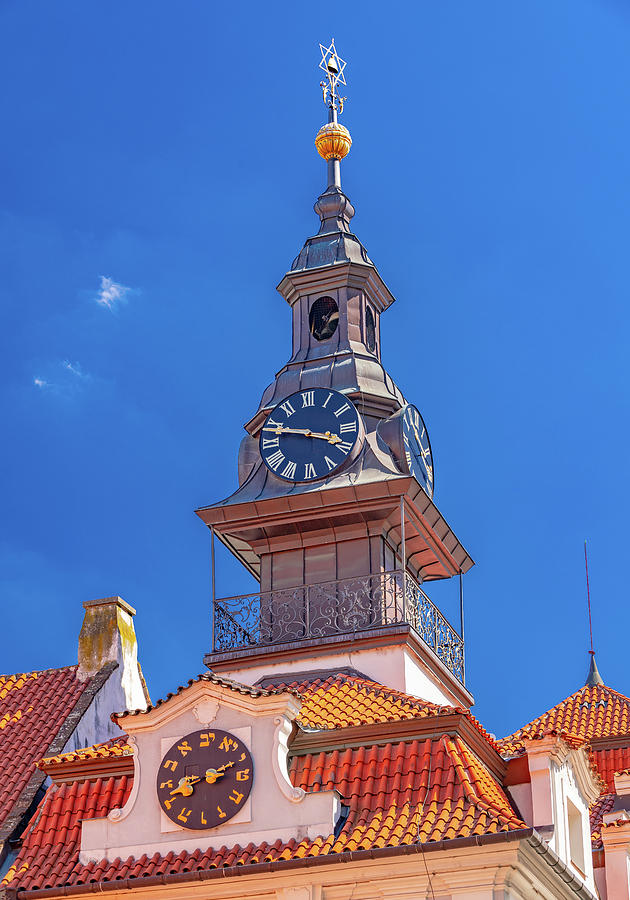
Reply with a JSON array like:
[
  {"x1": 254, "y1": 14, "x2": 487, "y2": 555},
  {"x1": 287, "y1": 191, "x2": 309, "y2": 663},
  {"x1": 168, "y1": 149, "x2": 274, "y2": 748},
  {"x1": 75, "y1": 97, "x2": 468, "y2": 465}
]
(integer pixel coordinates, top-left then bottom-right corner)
[
  {"x1": 400, "y1": 495, "x2": 406, "y2": 624},
  {"x1": 305, "y1": 583, "x2": 310, "y2": 639},
  {"x1": 401, "y1": 570, "x2": 406, "y2": 625},
  {"x1": 210, "y1": 526, "x2": 216, "y2": 653},
  {"x1": 459, "y1": 571, "x2": 466, "y2": 685}
]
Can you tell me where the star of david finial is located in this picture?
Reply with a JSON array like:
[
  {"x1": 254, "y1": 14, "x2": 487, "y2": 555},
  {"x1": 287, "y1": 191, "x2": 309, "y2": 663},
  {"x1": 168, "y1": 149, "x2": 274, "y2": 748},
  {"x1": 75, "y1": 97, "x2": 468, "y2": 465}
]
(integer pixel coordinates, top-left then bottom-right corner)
[{"x1": 319, "y1": 39, "x2": 347, "y2": 113}]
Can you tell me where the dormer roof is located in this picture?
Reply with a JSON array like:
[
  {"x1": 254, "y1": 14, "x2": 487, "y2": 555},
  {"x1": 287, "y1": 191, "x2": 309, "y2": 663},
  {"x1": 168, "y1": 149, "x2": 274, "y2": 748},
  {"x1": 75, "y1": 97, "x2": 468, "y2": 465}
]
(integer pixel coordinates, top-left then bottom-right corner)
[{"x1": 498, "y1": 682, "x2": 630, "y2": 757}]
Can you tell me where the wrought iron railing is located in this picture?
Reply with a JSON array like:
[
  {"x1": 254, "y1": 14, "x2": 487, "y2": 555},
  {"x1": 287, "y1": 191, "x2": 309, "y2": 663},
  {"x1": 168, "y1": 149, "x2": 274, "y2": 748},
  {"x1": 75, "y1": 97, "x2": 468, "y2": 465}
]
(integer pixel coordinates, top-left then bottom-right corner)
[{"x1": 211, "y1": 570, "x2": 465, "y2": 684}]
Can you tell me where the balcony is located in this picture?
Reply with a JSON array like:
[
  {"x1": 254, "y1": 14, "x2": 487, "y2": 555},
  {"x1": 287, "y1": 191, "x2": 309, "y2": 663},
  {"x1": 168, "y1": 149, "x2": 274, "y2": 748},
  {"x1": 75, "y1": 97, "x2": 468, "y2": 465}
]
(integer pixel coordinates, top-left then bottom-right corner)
[{"x1": 211, "y1": 570, "x2": 465, "y2": 684}]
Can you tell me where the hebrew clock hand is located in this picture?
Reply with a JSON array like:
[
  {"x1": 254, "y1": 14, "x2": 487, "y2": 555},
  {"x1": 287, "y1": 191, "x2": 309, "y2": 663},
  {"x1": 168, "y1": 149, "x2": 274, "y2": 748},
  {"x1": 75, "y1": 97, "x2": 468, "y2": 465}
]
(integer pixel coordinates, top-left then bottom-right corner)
[
  {"x1": 170, "y1": 775, "x2": 201, "y2": 798},
  {"x1": 205, "y1": 761, "x2": 235, "y2": 785}
]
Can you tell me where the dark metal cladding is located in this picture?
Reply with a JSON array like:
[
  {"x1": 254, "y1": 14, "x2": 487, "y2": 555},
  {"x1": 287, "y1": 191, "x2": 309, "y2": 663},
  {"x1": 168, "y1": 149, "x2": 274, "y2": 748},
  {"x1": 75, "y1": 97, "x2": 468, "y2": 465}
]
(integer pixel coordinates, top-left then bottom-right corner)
[{"x1": 291, "y1": 185, "x2": 373, "y2": 271}]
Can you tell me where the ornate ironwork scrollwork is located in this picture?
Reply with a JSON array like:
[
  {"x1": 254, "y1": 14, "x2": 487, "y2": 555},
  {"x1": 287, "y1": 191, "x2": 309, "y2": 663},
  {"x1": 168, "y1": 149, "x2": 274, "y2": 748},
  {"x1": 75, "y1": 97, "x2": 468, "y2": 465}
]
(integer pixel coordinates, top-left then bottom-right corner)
[{"x1": 212, "y1": 570, "x2": 464, "y2": 683}]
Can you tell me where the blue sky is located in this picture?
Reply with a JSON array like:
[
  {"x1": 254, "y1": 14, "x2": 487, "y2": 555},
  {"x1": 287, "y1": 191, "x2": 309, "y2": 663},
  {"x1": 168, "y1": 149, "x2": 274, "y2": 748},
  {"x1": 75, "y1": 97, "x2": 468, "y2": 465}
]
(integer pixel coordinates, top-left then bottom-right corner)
[{"x1": 1, "y1": 0, "x2": 629, "y2": 738}]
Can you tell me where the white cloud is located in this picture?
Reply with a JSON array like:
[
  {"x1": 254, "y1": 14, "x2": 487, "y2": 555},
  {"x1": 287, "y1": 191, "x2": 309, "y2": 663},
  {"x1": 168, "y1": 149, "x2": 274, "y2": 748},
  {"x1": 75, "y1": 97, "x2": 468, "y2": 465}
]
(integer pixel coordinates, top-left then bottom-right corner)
[
  {"x1": 33, "y1": 360, "x2": 92, "y2": 395},
  {"x1": 63, "y1": 359, "x2": 88, "y2": 379},
  {"x1": 95, "y1": 275, "x2": 132, "y2": 310}
]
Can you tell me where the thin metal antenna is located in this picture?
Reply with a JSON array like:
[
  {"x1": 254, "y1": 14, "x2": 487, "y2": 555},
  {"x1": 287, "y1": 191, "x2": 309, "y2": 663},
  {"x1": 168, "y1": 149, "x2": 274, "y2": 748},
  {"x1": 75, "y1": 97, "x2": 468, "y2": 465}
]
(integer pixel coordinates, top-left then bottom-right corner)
[{"x1": 584, "y1": 540, "x2": 594, "y2": 655}]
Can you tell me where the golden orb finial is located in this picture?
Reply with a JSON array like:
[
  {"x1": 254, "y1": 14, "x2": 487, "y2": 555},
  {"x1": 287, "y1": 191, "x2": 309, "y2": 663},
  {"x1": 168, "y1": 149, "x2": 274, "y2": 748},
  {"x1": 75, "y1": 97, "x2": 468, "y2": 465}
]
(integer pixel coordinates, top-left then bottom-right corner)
[{"x1": 315, "y1": 121, "x2": 352, "y2": 161}]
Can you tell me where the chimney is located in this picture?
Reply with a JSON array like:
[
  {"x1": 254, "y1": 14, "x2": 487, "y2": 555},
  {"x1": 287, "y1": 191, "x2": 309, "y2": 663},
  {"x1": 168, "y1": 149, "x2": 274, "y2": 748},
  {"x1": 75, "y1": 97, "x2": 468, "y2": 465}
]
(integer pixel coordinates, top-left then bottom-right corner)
[{"x1": 78, "y1": 596, "x2": 148, "y2": 712}]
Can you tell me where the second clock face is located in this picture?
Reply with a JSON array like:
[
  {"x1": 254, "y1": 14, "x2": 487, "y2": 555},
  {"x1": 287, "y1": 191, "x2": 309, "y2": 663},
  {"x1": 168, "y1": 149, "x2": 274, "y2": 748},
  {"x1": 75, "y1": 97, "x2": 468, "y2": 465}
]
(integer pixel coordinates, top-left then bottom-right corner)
[
  {"x1": 156, "y1": 728, "x2": 254, "y2": 831},
  {"x1": 401, "y1": 404, "x2": 434, "y2": 498},
  {"x1": 260, "y1": 388, "x2": 360, "y2": 482}
]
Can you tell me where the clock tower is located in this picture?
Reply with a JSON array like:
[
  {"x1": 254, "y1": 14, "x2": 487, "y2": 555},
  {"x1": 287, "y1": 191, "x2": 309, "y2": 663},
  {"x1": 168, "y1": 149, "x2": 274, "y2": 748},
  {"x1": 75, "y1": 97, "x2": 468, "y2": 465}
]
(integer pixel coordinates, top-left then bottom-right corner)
[{"x1": 196, "y1": 41, "x2": 474, "y2": 709}]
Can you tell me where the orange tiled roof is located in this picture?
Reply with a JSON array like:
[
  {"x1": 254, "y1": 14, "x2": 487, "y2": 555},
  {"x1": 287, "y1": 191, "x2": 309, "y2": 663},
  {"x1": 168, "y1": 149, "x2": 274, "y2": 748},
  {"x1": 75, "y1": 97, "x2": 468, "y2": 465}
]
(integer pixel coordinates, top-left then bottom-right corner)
[
  {"x1": 498, "y1": 683, "x2": 630, "y2": 757},
  {"x1": 35, "y1": 673, "x2": 491, "y2": 773},
  {"x1": 277, "y1": 673, "x2": 449, "y2": 729},
  {"x1": 3, "y1": 733, "x2": 523, "y2": 893},
  {"x1": 0, "y1": 666, "x2": 97, "y2": 830},
  {"x1": 37, "y1": 736, "x2": 132, "y2": 769},
  {"x1": 258, "y1": 674, "x2": 499, "y2": 752}
]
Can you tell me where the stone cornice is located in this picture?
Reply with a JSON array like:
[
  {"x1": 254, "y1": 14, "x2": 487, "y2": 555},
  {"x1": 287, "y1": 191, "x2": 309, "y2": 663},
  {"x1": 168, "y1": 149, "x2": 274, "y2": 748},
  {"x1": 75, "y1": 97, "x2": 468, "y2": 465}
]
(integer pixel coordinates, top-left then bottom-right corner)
[
  {"x1": 40, "y1": 753, "x2": 135, "y2": 785},
  {"x1": 116, "y1": 678, "x2": 302, "y2": 735},
  {"x1": 277, "y1": 261, "x2": 395, "y2": 313},
  {"x1": 600, "y1": 816, "x2": 630, "y2": 851}
]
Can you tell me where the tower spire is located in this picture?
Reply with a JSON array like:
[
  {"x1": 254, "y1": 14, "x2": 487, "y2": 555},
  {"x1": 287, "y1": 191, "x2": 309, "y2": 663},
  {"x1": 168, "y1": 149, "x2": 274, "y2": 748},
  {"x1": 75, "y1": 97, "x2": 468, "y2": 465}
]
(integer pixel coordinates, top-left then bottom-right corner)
[{"x1": 316, "y1": 39, "x2": 352, "y2": 190}]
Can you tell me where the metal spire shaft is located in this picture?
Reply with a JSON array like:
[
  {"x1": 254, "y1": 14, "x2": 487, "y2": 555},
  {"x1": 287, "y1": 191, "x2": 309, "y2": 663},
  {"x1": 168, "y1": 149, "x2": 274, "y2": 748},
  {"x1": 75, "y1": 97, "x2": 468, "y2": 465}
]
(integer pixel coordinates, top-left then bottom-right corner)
[
  {"x1": 316, "y1": 39, "x2": 351, "y2": 191},
  {"x1": 585, "y1": 540, "x2": 594, "y2": 655}
]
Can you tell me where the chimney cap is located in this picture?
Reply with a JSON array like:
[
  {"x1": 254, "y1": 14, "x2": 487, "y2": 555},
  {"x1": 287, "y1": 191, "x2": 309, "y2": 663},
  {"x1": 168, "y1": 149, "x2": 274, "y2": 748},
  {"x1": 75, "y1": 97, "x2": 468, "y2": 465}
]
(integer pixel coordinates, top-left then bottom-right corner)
[{"x1": 82, "y1": 596, "x2": 136, "y2": 617}]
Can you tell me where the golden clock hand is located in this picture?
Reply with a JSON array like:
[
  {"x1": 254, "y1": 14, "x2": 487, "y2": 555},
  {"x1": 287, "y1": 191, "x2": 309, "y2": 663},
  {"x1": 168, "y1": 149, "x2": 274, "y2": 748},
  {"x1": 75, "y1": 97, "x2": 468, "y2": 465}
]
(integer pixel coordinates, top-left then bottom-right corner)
[
  {"x1": 170, "y1": 775, "x2": 201, "y2": 797},
  {"x1": 204, "y1": 769, "x2": 223, "y2": 785},
  {"x1": 262, "y1": 426, "x2": 341, "y2": 444},
  {"x1": 204, "y1": 760, "x2": 235, "y2": 785},
  {"x1": 309, "y1": 429, "x2": 342, "y2": 444}
]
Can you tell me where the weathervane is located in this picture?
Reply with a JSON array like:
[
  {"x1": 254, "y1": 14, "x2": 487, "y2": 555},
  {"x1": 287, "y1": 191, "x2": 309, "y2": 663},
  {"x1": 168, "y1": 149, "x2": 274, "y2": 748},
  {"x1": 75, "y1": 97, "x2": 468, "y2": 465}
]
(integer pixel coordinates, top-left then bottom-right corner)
[
  {"x1": 315, "y1": 39, "x2": 352, "y2": 188},
  {"x1": 319, "y1": 39, "x2": 347, "y2": 114}
]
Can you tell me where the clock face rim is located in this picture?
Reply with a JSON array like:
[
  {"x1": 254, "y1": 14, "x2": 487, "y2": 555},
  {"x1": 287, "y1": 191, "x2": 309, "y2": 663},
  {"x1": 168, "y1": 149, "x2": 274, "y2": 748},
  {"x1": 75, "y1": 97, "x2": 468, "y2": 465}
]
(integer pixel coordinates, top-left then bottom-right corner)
[
  {"x1": 400, "y1": 403, "x2": 435, "y2": 499},
  {"x1": 156, "y1": 727, "x2": 254, "y2": 831},
  {"x1": 259, "y1": 388, "x2": 361, "y2": 484}
]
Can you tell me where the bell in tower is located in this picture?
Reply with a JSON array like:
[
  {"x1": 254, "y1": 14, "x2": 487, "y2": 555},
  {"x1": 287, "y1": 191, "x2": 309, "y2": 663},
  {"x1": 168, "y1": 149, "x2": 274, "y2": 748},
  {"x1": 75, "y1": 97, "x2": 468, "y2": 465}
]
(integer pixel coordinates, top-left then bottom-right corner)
[{"x1": 196, "y1": 39, "x2": 473, "y2": 709}]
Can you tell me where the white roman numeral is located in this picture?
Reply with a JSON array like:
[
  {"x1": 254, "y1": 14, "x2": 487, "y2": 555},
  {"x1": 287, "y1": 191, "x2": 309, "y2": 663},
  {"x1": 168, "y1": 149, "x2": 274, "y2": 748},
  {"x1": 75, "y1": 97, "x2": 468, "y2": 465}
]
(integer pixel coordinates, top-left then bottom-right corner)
[
  {"x1": 322, "y1": 392, "x2": 333, "y2": 408},
  {"x1": 339, "y1": 421, "x2": 356, "y2": 434},
  {"x1": 337, "y1": 441, "x2": 353, "y2": 456},
  {"x1": 304, "y1": 462, "x2": 316, "y2": 479},
  {"x1": 267, "y1": 417, "x2": 282, "y2": 429},
  {"x1": 405, "y1": 451, "x2": 412, "y2": 467},
  {"x1": 324, "y1": 456, "x2": 336, "y2": 471},
  {"x1": 280, "y1": 460, "x2": 297, "y2": 479},
  {"x1": 279, "y1": 400, "x2": 295, "y2": 417},
  {"x1": 265, "y1": 449, "x2": 285, "y2": 471},
  {"x1": 301, "y1": 391, "x2": 315, "y2": 407},
  {"x1": 334, "y1": 402, "x2": 350, "y2": 418},
  {"x1": 262, "y1": 437, "x2": 279, "y2": 449}
]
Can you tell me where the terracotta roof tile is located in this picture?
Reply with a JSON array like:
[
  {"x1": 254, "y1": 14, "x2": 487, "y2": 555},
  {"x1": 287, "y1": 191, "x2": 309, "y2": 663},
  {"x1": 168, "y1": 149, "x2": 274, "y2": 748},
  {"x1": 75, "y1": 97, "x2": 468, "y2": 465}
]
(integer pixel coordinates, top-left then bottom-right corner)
[
  {"x1": 270, "y1": 674, "x2": 498, "y2": 749},
  {"x1": 591, "y1": 747, "x2": 630, "y2": 792},
  {"x1": 37, "y1": 737, "x2": 132, "y2": 769},
  {"x1": 497, "y1": 683, "x2": 630, "y2": 756},
  {"x1": 3, "y1": 733, "x2": 523, "y2": 892},
  {"x1": 0, "y1": 666, "x2": 94, "y2": 829}
]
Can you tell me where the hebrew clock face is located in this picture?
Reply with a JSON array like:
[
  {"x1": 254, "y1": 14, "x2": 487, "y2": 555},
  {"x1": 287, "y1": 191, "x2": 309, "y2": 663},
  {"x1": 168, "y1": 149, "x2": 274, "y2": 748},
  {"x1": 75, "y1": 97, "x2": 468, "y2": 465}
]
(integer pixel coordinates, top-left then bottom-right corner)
[
  {"x1": 156, "y1": 728, "x2": 253, "y2": 830},
  {"x1": 259, "y1": 388, "x2": 360, "y2": 482},
  {"x1": 401, "y1": 404, "x2": 434, "y2": 498}
]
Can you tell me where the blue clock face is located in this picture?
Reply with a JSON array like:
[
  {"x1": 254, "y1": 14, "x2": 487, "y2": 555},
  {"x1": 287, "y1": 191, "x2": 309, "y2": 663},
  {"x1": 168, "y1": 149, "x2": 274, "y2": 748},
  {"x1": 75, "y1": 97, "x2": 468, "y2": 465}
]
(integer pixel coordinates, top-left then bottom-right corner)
[
  {"x1": 402, "y1": 404, "x2": 434, "y2": 498},
  {"x1": 260, "y1": 388, "x2": 360, "y2": 483}
]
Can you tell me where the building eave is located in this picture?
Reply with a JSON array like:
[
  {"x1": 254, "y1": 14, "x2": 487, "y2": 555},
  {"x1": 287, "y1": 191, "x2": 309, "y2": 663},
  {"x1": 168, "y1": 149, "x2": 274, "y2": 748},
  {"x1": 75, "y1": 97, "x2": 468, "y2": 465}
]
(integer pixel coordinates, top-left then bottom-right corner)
[{"x1": 7, "y1": 828, "x2": 596, "y2": 900}]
